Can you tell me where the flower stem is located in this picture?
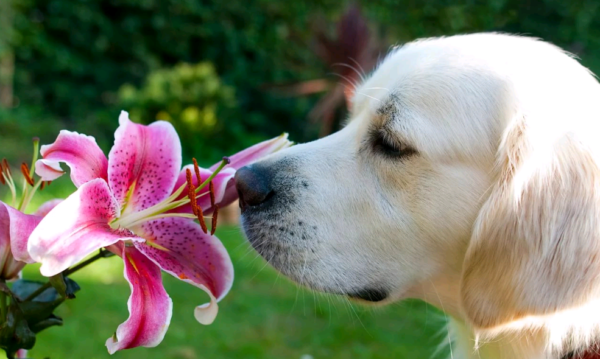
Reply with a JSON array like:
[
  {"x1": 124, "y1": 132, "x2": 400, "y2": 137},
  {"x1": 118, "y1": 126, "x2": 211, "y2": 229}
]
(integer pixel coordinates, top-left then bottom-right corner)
[
  {"x1": 63, "y1": 249, "x2": 114, "y2": 276},
  {"x1": 23, "y1": 249, "x2": 115, "y2": 302},
  {"x1": 0, "y1": 289, "x2": 6, "y2": 323},
  {"x1": 195, "y1": 158, "x2": 230, "y2": 195}
]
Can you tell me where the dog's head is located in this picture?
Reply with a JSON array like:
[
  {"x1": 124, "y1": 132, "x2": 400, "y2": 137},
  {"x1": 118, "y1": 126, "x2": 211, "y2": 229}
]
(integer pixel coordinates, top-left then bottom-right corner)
[{"x1": 236, "y1": 33, "x2": 600, "y2": 330}]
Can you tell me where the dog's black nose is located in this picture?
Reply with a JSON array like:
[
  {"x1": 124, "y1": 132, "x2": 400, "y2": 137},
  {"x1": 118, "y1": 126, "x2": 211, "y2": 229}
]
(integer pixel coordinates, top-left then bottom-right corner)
[{"x1": 235, "y1": 165, "x2": 275, "y2": 210}]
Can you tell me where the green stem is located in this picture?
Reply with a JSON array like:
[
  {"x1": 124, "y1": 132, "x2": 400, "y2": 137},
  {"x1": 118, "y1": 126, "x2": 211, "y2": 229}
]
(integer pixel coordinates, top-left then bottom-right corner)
[
  {"x1": 0, "y1": 290, "x2": 6, "y2": 323},
  {"x1": 22, "y1": 281, "x2": 51, "y2": 302},
  {"x1": 23, "y1": 249, "x2": 114, "y2": 302},
  {"x1": 195, "y1": 158, "x2": 229, "y2": 194},
  {"x1": 63, "y1": 249, "x2": 114, "y2": 276}
]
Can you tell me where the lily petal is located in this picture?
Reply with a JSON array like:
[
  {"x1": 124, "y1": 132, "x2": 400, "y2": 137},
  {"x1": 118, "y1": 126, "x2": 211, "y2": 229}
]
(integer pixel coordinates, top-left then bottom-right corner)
[
  {"x1": 108, "y1": 111, "x2": 182, "y2": 215},
  {"x1": 170, "y1": 167, "x2": 236, "y2": 214},
  {"x1": 37, "y1": 130, "x2": 108, "y2": 186},
  {"x1": 0, "y1": 204, "x2": 28, "y2": 279},
  {"x1": 34, "y1": 199, "x2": 64, "y2": 217},
  {"x1": 28, "y1": 179, "x2": 144, "y2": 276},
  {"x1": 1, "y1": 199, "x2": 64, "y2": 266},
  {"x1": 35, "y1": 159, "x2": 65, "y2": 182},
  {"x1": 210, "y1": 133, "x2": 292, "y2": 171},
  {"x1": 133, "y1": 217, "x2": 233, "y2": 324},
  {"x1": 0, "y1": 203, "x2": 42, "y2": 264},
  {"x1": 106, "y1": 244, "x2": 172, "y2": 354}
]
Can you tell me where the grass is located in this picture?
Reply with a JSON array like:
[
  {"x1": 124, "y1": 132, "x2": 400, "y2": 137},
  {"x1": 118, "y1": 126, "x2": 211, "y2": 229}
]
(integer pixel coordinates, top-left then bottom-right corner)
[{"x1": 8, "y1": 226, "x2": 451, "y2": 359}]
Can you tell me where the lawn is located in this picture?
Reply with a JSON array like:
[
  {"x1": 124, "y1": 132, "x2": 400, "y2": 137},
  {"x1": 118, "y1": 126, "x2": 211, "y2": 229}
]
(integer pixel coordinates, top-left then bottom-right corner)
[{"x1": 12, "y1": 226, "x2": 450, "y2": 359}]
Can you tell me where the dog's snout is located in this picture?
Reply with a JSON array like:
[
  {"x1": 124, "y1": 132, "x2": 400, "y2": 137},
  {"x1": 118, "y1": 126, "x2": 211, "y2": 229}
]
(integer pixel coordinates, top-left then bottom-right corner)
[{"x1": 235, "y1": 165, "x2": 275, "y2": 210}]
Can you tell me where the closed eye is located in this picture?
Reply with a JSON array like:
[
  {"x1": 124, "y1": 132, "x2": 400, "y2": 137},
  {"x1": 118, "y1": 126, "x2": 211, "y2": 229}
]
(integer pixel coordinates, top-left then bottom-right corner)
[{"x1": 372, "y1": 130, "x2": 417, "y2": 159}]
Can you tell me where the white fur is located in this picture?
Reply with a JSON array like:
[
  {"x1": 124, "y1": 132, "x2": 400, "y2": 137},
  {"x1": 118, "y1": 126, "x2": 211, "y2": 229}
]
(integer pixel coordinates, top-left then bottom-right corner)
[{"x1": 239, "y1": 33, "x2": 600, "y2": 359}]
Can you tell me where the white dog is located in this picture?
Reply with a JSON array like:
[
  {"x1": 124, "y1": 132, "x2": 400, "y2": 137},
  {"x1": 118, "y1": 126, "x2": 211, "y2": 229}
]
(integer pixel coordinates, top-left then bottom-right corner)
[{"x1": 235, "y1": 33, "x2": 600, "y2": 359}]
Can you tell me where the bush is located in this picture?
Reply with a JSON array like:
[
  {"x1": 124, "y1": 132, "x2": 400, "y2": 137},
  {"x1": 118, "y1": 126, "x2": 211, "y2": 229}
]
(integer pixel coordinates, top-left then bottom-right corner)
[{"x1": 118, "y1": 62, "x2": 257, "y2": 165}]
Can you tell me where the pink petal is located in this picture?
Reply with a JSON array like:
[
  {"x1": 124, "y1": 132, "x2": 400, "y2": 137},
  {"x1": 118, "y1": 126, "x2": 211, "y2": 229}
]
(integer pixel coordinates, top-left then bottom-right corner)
[
  {"x1": 108, "y1": 111, "x2": 182, "y2": 215},
  {"x1": 35, "y1": 159, "x2": 65, "y2": 182},
  {"x1": 133, "y1": 217, "x2": 233, "y2": 324},
  {"x1": 0, "y1": 203, "x2": 27, "y2": 279},
  {"x1": 106, "y1": 244, "x2": 172, "y2": 354},
  {"x1": 210, "y1": 133, "x2": 291, "y2": 171},
  {"x1": 15, "y1": 349, "x2": 27, "y2": 358},
  {"x1": 2, "y1": 199, "x2": 65, "y2": 266},
  {"x1": 28, "y1": 179, "x2": 144, "y2": 276},
  {"x1": 169, "y1": 167, "x2": 236, "y2": 214},
  {"x1": 37, "y1": 130, "x2": 108, "y2": 186},
  {"x1": 34, "y1": 199, "x2": 64, "y2": 217},
  {"x1": 0, "y1": 203, "x2": 42, "y2": 264}
]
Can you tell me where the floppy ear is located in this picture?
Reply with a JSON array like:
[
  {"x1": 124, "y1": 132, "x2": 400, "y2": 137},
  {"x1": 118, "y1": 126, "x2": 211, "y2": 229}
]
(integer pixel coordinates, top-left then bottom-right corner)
[{"x1": 460, "y1": 117, "x2": 600, "y2": 329}]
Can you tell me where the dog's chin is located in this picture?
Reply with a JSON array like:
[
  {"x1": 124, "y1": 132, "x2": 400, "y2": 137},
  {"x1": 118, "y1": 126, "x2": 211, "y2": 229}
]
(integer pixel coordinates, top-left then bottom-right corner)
[{"x1": 346, "y1": 288, "x2": 390, "y2": 303}]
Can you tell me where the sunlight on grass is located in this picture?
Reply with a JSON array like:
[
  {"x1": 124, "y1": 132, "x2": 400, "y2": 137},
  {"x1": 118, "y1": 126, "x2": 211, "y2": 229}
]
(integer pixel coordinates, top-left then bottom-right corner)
[{"x1": 6, "y1": 225, "x2": 449, "y2": 359}]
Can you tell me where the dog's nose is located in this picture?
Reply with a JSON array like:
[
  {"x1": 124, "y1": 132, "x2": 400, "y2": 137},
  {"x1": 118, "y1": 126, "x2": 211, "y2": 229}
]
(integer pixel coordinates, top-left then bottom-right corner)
[{"x1": 235, "y1": 165, "x2": 274, "y2": 209}]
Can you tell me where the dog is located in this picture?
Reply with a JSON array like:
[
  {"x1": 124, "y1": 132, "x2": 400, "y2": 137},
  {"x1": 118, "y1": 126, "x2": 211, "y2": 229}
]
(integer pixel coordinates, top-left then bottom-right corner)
[{"x1": 235, "y1": 33, "x2": 600, "y2": 359}]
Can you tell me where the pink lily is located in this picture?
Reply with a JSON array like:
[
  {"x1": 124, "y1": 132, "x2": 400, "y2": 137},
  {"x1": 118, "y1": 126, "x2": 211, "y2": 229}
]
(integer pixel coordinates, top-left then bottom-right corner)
[
  {"x1": 0, "y1": 141, "x2": 62, "y2": 280},
  {"x1": 28, "y1": 111, "x2": 291, "y2": 353},
  {"x1": 0, "y1": 200, "x2": 61, "y2": 280}
]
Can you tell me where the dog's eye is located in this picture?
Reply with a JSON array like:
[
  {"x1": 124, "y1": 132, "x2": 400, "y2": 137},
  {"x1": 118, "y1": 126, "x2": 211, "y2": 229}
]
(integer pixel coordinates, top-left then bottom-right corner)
[{"x1": 373, "y1": 134, "x2": 416, "y2": 159}]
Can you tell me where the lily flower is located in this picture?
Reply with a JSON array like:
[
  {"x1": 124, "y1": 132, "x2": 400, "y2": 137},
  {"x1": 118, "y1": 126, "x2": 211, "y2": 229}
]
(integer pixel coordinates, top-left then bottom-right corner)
[
  {"x1": 28, "y1": 111, "x2": 291, "y2": 353},
  {"x1": 0, "y1": 139, "x2": 61, "y2": 280},
  {"x1": 0, "y1": 200, "x2": 61, "y2": 280}
]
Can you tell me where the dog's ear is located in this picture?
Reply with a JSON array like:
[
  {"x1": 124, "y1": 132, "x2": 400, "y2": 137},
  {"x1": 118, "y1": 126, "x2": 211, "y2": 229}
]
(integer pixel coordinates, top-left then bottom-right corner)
[{"x1": 460, "y1": 117, "x2": 600, "y2": 329}]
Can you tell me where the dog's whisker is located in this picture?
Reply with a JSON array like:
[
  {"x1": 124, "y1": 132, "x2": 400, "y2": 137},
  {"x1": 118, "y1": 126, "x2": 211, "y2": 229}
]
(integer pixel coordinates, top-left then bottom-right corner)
[
  {"x1": 332, "y1": 62, "x2": 366, "y2": 83},
  {"x1": 348, "y1": 57, "x2": 368, "y2": 82},
  {"x1": 330, "y1": 72, "x2": 360, "y2": 91}
]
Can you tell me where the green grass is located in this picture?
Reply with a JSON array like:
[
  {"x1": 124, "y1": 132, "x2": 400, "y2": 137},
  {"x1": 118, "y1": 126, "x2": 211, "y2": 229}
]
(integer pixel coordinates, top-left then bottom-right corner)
[{"x1": 14, "y1": 227, "x2": 448, "y2": 359}]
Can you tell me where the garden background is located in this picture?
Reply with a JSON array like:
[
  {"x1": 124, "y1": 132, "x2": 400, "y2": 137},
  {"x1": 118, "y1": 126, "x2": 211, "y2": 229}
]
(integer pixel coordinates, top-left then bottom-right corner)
[{"x1": 1, "y1": 0, "x2": 600, "y2": 358}]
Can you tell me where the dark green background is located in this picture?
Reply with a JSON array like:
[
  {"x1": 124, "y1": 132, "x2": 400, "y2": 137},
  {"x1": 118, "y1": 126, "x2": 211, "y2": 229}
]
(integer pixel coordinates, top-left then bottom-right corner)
[{"x1": 2, "y1": 0, "x2": 600, "y2": 164}]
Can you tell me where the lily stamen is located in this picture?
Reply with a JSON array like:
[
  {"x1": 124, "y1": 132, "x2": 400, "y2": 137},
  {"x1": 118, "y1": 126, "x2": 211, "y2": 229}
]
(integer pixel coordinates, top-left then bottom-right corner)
[
  {"x1": 184, "y1": 167, "x2": 208, "y2": 234},
  {"x1": 185, "y1": 169, "x2": 199, "y2": 216},
  {"x1": 21, "y1": 163, "x2": 35, "y2": 187},
  {"x1": 211, "y1": 205, "x2": 219, "y2": 235},
  {"x1": 196, "y1": 203, "x2": 208, "y2": 234},
  {"x1": 192, "y1": 158, "x2": 202, "y2": 184},
  {"x1": 2, "y1": 159, "x2": 10, "y2": 177},
  {"x1": 209, "y1": 181, "x2": 216, "y2": 207}
]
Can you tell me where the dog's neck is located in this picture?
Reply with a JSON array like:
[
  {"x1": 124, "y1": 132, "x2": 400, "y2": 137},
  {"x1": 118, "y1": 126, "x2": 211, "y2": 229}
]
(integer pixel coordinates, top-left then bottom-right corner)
[
  {"x1": 411, "y1": 273, "x2": 546, "y2": 359},
  {"x1": 412, "y1": 272, "x2": 600, "y2": 359}
]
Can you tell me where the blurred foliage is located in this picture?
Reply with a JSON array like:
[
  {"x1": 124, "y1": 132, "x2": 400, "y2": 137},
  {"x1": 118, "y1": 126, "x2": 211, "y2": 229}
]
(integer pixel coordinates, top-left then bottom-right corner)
[
  {"x1": 118, "y1": 62, "x2": 252, "y2": 164},
  {"x1": 2, "y1": 0, "x2": 600, "y2": 164}
]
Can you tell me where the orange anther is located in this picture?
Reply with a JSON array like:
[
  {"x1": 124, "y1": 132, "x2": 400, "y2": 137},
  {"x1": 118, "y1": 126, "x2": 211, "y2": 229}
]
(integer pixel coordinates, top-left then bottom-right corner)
[
  {"x1": 2, "y1": 159, "x2": 10, "y2": 175},
  {"x1": 192, "y1": 158, "x2": 201, "y2": 184},
  {"x1": 209, "y1": 181, "x2": 215, "y2": 207},
  {"x1": 185, "y1": 169, "x2": 199, "y2": 216},
  {"x1": 20, "y1": 163, "x2": 34, "y2": 186},
  {"x1": 211, "y1": 205, "x2": 219, "y2": 235}
]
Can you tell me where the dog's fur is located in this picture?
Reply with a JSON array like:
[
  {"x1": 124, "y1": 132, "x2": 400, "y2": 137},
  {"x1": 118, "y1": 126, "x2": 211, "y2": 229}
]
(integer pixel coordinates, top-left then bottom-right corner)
[{"x1": 236, "y1": 33, "x2": 600, "y2": 359}]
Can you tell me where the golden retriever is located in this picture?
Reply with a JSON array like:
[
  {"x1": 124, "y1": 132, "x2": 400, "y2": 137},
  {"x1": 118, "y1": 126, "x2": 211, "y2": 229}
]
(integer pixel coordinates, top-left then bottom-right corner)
[{"x1": 235, "y1": 33, "x2": 600, "y2": 359}]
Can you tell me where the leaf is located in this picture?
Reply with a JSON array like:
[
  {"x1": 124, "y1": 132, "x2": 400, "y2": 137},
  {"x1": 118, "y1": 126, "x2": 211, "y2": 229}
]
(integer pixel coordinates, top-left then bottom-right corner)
[
  {"x1": 11, "y1": 280, "x2": 56, "y2": 303},
  {"x1": 49, "y1": 274, "x2": 80, "y2": 299},
  {"x1": 29, "y1": 315, "x2": 63, "y2": 333},
  {"x1": 9, "y1": 278, "x2": 80, "y2": 334},
  {"x1": 11, "y1": 278, "x2": 80, "y2": 302},
  {"x1": 0, "y1": 294, "x2": 36, "y2": 357}
]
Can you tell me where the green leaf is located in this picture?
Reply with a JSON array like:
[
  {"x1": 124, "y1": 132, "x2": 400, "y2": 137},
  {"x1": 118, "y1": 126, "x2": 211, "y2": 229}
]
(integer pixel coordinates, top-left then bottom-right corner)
[
  {"x1": 11, "y1": 280, "x2": 57, "y2": 303},
  {"x1": 49, "y1": 274, "x2": 80, "y2": 299}
]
